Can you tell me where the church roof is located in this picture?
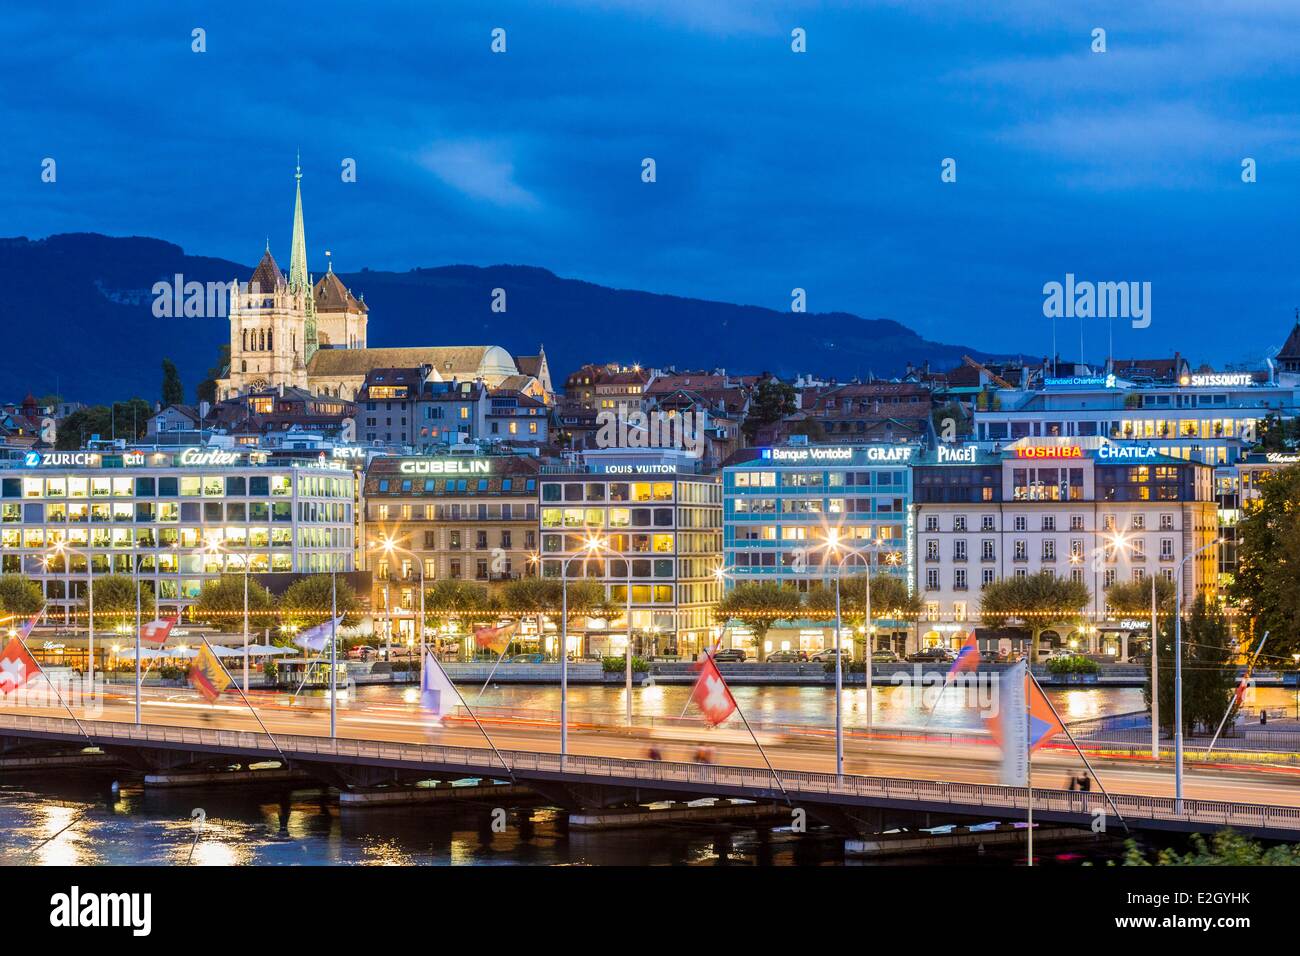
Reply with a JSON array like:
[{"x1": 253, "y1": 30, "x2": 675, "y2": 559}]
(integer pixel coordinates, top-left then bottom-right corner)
[
  {"x1": 249, "y1": 249, "x2": 287, "y2": 293},
  {"x1": 307, "y1": 345, "x2": 518, "y2": 381},
  {"x1": 1278, "y1": 322, "x2": 1300, "y2": 362},
  {"x1": 314, "y1": 269, "x2": 368, "y2": 313}
]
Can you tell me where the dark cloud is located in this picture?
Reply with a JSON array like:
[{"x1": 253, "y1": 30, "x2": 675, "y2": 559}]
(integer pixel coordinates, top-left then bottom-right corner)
[{"x1": 2, "y1": 0, "x2": 1298, "y2": 364}]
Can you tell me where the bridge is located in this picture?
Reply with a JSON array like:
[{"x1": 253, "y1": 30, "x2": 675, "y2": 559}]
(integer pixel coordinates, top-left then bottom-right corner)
[{"x1": 3, "y1": 700, "x2": 1300, "y2": 840}]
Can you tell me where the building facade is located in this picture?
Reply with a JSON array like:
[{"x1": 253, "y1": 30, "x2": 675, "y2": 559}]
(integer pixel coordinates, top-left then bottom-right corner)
[
  {"x1": 363, "y1": 454, "x2": 541, "y2": 639},
  {"x1": 538, "y1": 463, "x2": 722, "y2": 658},
  {"x1": 912, "y1": 438, "x2": 1218, "y2": 656},
  {"x1": 721, "y1": 442, "x2": 917, "y2": 656},
  {"x1": 1, "y1": 449, "x2": 356, "y2": 621}
]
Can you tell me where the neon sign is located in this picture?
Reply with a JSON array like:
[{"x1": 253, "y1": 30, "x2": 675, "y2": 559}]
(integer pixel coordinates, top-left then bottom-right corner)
[{"x1": 1014, "y1": 446, "x2": 1083, "y2": 459}]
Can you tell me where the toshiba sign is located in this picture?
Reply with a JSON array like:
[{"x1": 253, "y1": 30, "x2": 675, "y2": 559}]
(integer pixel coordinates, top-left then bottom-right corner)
[{"x1": 1014, "y1": 446, "x2": 1083, "y2": 459}]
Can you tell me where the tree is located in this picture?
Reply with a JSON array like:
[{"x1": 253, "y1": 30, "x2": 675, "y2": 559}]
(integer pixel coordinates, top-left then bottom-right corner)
[
  {"x1": 714, "y1": 581, "x2": 802, "y2": 661},
  {"x1": 280, "y1": 575, "x2": 360, "y2": 630},
  {"x1": 741, "y1": 380, "x2": 797, "y2": 442},
  {"x1": 196, "y1": 343, "x2": 230, "y2": 406},
  {"x1": 1143, "y1": 596, "x2": 1235, "y2": 736},
  {"x1": 1122, "y1": 829, "x2": 1300, "y2": 866},
  {"x1": 1231, "y1": 465, "x2": 1300, "y2": 660},
  {"x1": 1105, "y1": 575, "x2": 1176, "y2": 617},
  {"x1": 499, "y1": 576, "x2": 554, "y2": 654},
  {"x1": 423, "y1": 580, "x2": 490, "y2": 644},
  {"x1": 161, "y1": 358, "x2": 185, "y2": 407},
  {"x1": 803, "y1": 574, "x2": 921, "y2": 654},
  {"x1": 193, "y1": 575, "x2": 277, "y2": 634},
  {"x1": 979, "y1": 571, "x2": 1090, "y2": 662},
  {"x1": 0, "y1": 575, "x2": 44, "y2": 616},
  {"x1": 55, "y1": 400, "x2": 151, "y2": 449},
  {"x1": 83, "y1": 574, "x2": 155, "y2": 626}
]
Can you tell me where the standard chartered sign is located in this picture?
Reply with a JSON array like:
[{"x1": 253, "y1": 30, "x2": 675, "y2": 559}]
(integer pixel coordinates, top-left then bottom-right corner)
[{"x1": 399, "y1": 459, "x2": 491, "y2": 475}]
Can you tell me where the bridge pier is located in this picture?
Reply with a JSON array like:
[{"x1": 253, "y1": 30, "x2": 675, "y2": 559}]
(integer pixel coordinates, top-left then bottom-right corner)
[{"x1": 338, "y1": 781, "x2": 535, "y2": 809}]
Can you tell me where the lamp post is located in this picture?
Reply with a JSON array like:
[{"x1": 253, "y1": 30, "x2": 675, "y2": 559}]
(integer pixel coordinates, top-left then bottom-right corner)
[
  {"x1": 373, "y1": 536, "x2": 426, "y2": 660},
  {"x1": 1174, "y1": 537, "x2": 1219, "y2": 813},
  {"x1": 1292, "y1": 653, "x2": 1299, "y2": 721},
  {"x1": 560, "y1": 534, "x2": 607, "y2": 764},
  {"x1": 823, "y1": 535, "x2": 885, "y2": 776}
]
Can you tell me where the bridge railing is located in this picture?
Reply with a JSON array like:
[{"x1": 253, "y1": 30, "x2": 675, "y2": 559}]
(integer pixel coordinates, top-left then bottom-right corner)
[{"x1": 6, "y1": 711, "x2": 1300, "y2": 835}]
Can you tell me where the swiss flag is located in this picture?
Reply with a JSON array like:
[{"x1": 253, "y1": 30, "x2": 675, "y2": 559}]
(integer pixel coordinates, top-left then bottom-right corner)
[
  {"x1": 690, "y1": 653, "x2": 737, "y2": 727},
  {"x1": 140, "y1": 616, "x2": 179, "y2": 646},
  {"x1": 0, "y1": 637, "x2": 40, "y2": 695}
]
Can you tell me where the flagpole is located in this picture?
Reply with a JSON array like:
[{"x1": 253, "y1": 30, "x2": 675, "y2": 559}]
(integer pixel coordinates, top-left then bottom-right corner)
[
  {"x1": 199, "y1": 634, "x2": 291, "y2": 766},
  {"x1": 14, "y1": 611, "x2": 97, "y2": 745},
  {"x1": 134, "y1": 543, "x2": 141, "y2": 725},
  {"x1": 729, "y1": 691, "x2": 789, "y2": 803},
  {"x1": 475, "y1": 643, "x2": 511, "y2": 702},
  {"x1": 1027, "y1": 667, "x2": 1130, "y2": 835},
  {"x1": 1205, "y1": 630, "x2": 1268, "y2": 756},
  {"x1": 428, "y1": 650, "x2": 514, "y2": 781},
  {"x1": 1150, "y1": 574, "x2": 1159, "y2": 760},
  {"x1": 329, "y1": 569, "x2": 337, "y2": 738},
  {"x1": 1026, "y1": 683, "x2": 1034, "y2": 868}
]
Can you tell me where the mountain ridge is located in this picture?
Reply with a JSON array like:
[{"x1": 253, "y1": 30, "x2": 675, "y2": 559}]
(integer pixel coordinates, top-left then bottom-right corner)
[{"x1": 0, "y1": 232, "x2": 1004, "y2": 403}]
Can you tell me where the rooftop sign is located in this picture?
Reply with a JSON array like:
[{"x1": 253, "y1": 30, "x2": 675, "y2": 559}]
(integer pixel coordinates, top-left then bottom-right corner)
[
  {"x1": 1043, "y1": 374, "x2": 1116, "y2": 388},
  {"x1": 1097, "y1": 445, "x2": 1159, "y2": 461},
  {"x1": 398, "y1": 459, "x2": 491, "y2": 475},
  {"x1": 762, "y1": 446, "x2": 913, "y2": 464},
  {"x1": 1182, "y1": 373, "x2": 1255, "y2": 388},
  {"x1": 1014, "y1": 446, "x2": 1084, "y2": 459}
]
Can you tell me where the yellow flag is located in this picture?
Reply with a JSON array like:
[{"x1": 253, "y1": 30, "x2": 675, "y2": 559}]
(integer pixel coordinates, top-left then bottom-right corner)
[
  {"x1": 189, "y1": 644, "x2": 231, "y2": 703},
  {"x1": 474, "y1": 622, "x2": 517, "y2": 657}
]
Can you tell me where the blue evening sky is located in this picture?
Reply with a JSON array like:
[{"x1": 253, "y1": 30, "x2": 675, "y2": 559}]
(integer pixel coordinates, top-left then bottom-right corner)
[{"x1": 3, "y1": 1, "x2": 1298, "y2": 365}]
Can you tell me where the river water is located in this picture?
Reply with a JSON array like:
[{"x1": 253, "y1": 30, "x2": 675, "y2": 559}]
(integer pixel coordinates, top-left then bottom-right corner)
[{"x1": 3, "y1": 685, "x2": 1295, "y2": 866}]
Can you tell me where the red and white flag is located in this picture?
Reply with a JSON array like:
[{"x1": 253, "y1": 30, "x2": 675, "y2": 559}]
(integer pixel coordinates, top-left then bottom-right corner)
[
  {"x1": 140, "y1": 615, "x2": 179, "y2": 647},
  {"x1": 0, "y1": 637, "x2": 40, "y2": 695},
  {"x1": 690, "y1": 653, "x2": 737, "y2": 727}
]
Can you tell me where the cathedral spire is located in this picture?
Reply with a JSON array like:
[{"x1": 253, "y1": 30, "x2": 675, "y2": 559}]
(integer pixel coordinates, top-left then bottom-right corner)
[
  {"x1": 288, "y1": 156, "x2": 318, "y2": 364},
  {"x1": 289, "y1": 157, "x2": 308, "y2": 293}
]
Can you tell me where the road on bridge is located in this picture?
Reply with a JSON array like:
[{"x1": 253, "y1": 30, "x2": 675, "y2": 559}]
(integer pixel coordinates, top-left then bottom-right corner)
[{"x1": 6, "y1": 686, "x2": 1300, "y2": 809}]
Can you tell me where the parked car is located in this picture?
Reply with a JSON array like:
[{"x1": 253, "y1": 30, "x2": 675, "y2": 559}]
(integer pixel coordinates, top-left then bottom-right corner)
[
  {"x1": 767, "y1": 650, "x2": 807, "y2": 663},
  {"x1": 906, "y1": 647, "x2": 954, "y2": 664},
  {"x1": 809, "y1": 648, "x2": 851, "y2": 663},
  {"x1": 507, "y1": 653, "x2": 546, "y2": 663},
  {"x1": 346, "y1": 645, "x2": 377, "y2": 661},
  {"x1": 871, "y1": 649, "x2": 901, "y2": 663},
  {"x1": 712, "y1": 648, "x2": 747, "y2": 663}
]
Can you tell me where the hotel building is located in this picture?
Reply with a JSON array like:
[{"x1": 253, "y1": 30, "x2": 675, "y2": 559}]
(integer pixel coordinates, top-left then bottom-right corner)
[
  {"x1": 363, "y1": 454, "x2": 541, "y2": 639},
  {"x1": 538, "y1": 458, "x2": 722, "y2": 658},
  {"x1": 912, "y1": 438, "x2": 1218, "y2": 657},
  {"x1": 973, "y1": 373, "x2": 1299, "y2": 467},
  {"x1": 721, "y1": 441, "x2": 917, "y2": 656},
  {"x1": 1, "y1": 448, "x2": 356, "y2": 622}
]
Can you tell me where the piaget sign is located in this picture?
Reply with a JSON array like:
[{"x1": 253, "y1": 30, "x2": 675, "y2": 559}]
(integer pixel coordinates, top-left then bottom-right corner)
[{"x1": 399, "y1": 459, "x2": 491, "y2": 475}]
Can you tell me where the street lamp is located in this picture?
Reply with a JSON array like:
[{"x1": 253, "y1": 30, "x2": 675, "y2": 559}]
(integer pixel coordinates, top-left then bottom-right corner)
[
  {"x1": 819, "y1": 530, "x2": 887, "y2": 776},
  {"x1": 372, "y1": 535, "x2": 426, "y2": 660},
  {"x1": 559, "y1": 533, "x2": 607, "y2": 763},
  {"x1": 1174, "y1": 537, "x2": 1220, "y2": 813},
  {"x1": 1292, "y1": 653, "x2": 1299, "y2": 721},
  {"x1": 46, "y1": 542, "x2": 94, "y2": 684}
]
